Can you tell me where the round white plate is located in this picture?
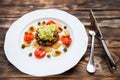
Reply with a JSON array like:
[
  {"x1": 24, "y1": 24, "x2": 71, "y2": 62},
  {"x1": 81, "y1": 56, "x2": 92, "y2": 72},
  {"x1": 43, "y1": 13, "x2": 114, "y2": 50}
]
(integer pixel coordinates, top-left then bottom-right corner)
[{"x1": 4, "y1": 9, "x2": 88, "y2": 76}]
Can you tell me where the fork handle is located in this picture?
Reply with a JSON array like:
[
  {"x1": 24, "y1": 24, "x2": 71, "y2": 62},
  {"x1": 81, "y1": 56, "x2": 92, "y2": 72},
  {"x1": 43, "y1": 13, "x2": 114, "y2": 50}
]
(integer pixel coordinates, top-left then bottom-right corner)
[
  {"x1": 101, "y1": 40, "x2": 116, "y2": 72},
  {"x1": 89, "y1": 34, "x2": 95, "y2": 65}
]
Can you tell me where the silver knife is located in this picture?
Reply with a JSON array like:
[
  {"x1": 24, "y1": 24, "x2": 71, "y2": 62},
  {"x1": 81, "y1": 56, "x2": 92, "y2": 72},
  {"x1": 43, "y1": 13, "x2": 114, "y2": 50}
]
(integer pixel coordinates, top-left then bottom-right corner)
[{"x1": 89, "y1": 9, "x2": 116, "y2": 72}]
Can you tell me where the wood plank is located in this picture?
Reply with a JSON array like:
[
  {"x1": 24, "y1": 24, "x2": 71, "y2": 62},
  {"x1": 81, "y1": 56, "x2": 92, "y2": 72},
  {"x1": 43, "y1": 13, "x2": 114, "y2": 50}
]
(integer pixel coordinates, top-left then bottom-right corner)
[
  {"x1": 0, "y1": 17, "x2": 120, "y2": 28},
  {"x1": 0, "y1": 10, "x2": 120, "y2": 28},
  {"x1": 0, "y1": 0, "x2": 120, "y2": 10},
  {"x1": 100, "y1": 27, "x2": 120, "y2": 37},
  {"x1": 0, "y1": 77, "x2": 120, "y2": 80},
  {"x1": 0, "y1": 9, "x2": 120, "y2": 17}
]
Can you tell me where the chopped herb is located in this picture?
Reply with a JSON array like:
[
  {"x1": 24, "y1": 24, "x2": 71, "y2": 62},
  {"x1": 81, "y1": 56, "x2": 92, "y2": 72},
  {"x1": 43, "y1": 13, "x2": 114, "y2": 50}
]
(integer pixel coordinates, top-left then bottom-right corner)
[
  {"x1": 64, "y1": 26, "x2": 67, "y2": 29},
  {"x1": 38, "y1": 22, "x2": 41, "y2": 25},
  {"x1": 63, "y1": 47, "x2": 67, "y2": 52},
  {"x1": 29, "y1": 53, "x2": 32, "y2": 57},
  {"x1": 47, "y1": 54, "x2": 51, "y2": 58},
  {"x1": 21, "y1": 44, "x2": 25, "y2": 49}
]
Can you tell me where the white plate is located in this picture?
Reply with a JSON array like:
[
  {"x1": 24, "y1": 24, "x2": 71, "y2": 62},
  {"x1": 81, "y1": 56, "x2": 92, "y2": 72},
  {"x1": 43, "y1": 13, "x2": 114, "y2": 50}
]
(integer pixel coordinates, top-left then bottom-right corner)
[{"x1": 4, "y1": 9, "x2": 88, "y2": 76}]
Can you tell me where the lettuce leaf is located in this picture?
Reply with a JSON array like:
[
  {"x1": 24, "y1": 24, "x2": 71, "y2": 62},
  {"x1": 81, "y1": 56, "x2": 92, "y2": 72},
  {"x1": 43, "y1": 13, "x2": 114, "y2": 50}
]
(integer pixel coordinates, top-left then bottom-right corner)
[{"x1": 38, "y1": 24, "x2": 56, "y2": 41}]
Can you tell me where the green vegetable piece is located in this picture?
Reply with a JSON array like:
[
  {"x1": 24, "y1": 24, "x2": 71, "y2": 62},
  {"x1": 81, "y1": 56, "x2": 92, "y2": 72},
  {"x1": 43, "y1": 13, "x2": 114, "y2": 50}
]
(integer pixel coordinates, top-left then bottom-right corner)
[
  {"x1": 63, "y1": 47, "x2": 67, "y2": 52},
  {"x1": 64, "y1": 26, "x2": 67, "y2": 29},
  {"x1": 47, "y1": 54, "x2": 51, "y2": 58},
  {"x1": 38, "y1": 22, "x2": 41, "y2": 26},
  {"x1": 29, "y1": 53, "x2": 32, "y2": 57},
  {"x1": 38, "y1": 24, "x2": 56, "y2": 41},
  {"x1": 21, "y1": 44, "x2": 25, "y2": 49}
]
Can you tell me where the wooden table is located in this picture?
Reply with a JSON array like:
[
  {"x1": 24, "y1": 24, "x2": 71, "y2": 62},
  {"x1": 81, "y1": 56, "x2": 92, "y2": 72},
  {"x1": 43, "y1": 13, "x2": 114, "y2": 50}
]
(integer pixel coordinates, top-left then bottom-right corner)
[{"x1": 0, "y1": 0, "x2": 120, "y2": 80}]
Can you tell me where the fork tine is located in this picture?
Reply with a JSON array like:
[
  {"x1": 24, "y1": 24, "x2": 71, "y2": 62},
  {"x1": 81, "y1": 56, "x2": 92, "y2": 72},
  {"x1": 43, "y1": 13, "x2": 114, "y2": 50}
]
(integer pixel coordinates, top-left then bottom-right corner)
[{"x1": 89, "y1": 10, "x2": 97, "y2": 33}]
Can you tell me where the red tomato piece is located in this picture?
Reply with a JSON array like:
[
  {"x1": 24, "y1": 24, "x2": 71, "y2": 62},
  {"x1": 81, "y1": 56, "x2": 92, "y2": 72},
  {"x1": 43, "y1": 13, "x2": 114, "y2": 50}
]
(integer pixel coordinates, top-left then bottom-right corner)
[
  {"x1": 46, "y1": 20, "x2": 56, "y2": 25},
  {"x1": 34, "y1": 48, "x2": 46, "y2": 59},
  {"x1": 24, "y1": 32, "x2": 35, "y2": 42},
  {"x1": 61, "y1": 36, "x2": 72, "y2": 46}
]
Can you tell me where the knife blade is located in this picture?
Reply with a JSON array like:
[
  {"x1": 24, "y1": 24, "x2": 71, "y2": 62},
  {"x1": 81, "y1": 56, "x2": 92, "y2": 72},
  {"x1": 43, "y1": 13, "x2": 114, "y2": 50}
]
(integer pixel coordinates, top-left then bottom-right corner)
[{"x1": 89, "y1": 9, "x2": 116, "y2": 72}]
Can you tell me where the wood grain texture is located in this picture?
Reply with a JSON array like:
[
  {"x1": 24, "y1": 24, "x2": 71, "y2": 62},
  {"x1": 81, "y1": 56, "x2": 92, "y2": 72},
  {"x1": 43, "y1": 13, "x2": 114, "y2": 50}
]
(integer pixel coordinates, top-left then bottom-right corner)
[{"x1": 0, "y1": 0, "x2": 120, "y2": 80}]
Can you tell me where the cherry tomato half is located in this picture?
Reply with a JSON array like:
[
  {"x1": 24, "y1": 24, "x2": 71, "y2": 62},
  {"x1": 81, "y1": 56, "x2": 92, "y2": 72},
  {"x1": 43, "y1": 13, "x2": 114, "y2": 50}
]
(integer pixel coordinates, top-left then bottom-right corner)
[
  {"x1": 24, "y1": 32, "x2": 35, "y2": 42},
  {"x1": 46, "y1": 20, "x2": 56, "y2": 25},
  {"x1": 61, "y1": 36, "x2": 72, "y2": 46},
  {"x1": 34, "y1": 48, "x2": 46, "y2": 59}
]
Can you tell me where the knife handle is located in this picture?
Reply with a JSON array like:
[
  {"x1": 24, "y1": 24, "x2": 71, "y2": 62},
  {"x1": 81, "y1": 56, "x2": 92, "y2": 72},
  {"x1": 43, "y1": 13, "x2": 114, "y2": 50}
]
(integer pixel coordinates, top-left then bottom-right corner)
[{"x1": 101, "y1": 40, "x2": 116, "y2": 72}]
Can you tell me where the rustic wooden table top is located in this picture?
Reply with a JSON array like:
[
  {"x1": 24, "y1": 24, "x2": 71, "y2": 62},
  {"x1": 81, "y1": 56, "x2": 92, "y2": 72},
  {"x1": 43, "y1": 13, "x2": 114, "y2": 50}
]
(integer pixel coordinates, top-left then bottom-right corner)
[{"x1": 0, "y1": 0, "x2": 120, "y2": 80}]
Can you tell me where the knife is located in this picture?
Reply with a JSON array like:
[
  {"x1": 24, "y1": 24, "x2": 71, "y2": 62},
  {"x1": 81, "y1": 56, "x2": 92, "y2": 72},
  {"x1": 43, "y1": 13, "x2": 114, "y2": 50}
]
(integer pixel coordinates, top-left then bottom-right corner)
[{"x1": 89, "y1": 9, "x2": 116, "y2": 72}]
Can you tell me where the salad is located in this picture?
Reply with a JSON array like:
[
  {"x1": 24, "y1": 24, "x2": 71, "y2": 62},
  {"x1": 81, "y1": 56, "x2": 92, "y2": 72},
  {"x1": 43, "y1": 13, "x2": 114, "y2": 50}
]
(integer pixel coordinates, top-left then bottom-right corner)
[{"x1": 21, "y1": 20, "x2": 72, "y2": 59}]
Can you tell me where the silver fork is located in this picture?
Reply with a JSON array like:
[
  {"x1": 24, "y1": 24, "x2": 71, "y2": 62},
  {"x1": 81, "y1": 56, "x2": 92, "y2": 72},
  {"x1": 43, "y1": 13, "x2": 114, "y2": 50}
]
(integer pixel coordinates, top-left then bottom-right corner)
[{"x1": 87, "y1": 30, "x2": 96, "y2": 73}]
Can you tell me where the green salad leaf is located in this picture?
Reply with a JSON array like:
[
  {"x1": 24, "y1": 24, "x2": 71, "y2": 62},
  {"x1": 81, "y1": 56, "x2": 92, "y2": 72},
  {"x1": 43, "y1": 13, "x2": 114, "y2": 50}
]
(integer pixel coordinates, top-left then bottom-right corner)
[{"x1": 38, "y1": 24, "x2": 56, "y2": 41}]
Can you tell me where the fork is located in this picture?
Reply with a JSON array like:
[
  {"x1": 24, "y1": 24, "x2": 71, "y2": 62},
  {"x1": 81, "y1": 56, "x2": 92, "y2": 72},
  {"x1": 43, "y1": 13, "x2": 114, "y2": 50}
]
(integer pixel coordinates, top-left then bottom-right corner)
[{"x1": 86, "y1": 30, "x2": 96, "y2": 73}]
